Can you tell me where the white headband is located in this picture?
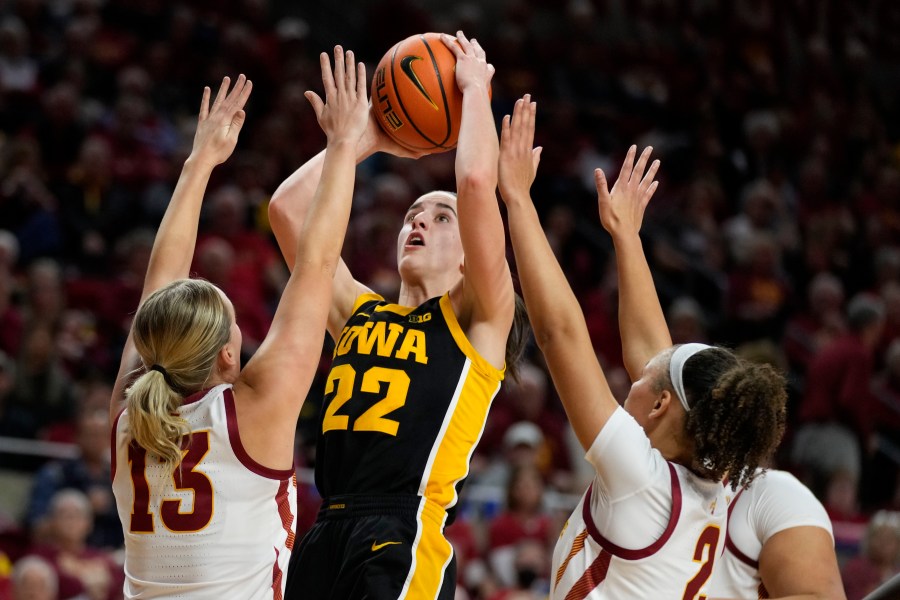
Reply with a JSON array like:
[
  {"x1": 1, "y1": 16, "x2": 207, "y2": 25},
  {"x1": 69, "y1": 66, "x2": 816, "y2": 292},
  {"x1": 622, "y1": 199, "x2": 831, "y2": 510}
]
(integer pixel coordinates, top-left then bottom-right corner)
[{"x1": 668, "y1": 343, "x2": 713, "y2": 412}]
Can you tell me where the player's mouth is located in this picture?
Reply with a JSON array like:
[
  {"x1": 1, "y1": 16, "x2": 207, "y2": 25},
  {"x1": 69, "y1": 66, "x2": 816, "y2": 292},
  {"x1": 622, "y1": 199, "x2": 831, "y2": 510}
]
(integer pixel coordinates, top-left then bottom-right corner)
[{"x1": 404, "y1": 232, "x2": 425, "y2": 249}]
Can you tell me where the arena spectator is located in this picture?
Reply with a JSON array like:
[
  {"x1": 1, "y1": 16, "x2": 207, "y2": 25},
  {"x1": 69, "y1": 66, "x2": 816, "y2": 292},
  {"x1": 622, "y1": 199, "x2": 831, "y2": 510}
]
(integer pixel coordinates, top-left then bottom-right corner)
[
  {"x1": 25, "y1": 404, "x2": 121, "y2": 550},
  {"x1": 843, "y1": 511, "x2": 900, "y2": 600},
  {"x1": 793, "y1": 294, "x2": 886, "y2": 500},
  {"x1": 27, "y1": 489, "x2": 122, "y2": 600}
]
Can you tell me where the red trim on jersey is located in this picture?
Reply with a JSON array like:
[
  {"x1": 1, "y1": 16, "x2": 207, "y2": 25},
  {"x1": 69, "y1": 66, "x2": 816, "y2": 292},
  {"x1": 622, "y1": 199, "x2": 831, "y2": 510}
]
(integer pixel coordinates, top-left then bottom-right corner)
[
  {"x1": 563, "y1": 549, "x2": 612, "y2": 600},
  {"x1": 224, "y1": 388, "x2": 295, "y2": 480},
  {"x1": 276, "y1": 477, "x2": 296, "y2": 551},
  {"x1": 272, "y1": 547, "x2": 284, "y2": 600},
  {"x1": 581, "y1": 462, "x2": 681, "y2": 560},
  {"x1": 759, "y1": 581, "x2": 770, "y2": 599},
  {"x1": 724, "y1": 487, "x2": 759, "y2": 569},
  {"x1": 110, "y1": 408, "x2": 124, "y2": 481},
  {"x1": 183, "y1": 387, "x2": 212, "y2": 406}
]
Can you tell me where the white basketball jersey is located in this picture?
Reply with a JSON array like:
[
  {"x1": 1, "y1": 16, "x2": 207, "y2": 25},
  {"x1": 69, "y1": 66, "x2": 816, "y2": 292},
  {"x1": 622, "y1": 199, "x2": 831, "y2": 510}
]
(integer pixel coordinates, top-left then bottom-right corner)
[
  {"x1": 708, "y1": 469, "x2": 833, "y2": 599},
  {"x1": 551, "y1": 409, "x2": 727, "y2": 600},
  {"x1": 112, "y1": 383, "x2": 297, "y2": 599}
]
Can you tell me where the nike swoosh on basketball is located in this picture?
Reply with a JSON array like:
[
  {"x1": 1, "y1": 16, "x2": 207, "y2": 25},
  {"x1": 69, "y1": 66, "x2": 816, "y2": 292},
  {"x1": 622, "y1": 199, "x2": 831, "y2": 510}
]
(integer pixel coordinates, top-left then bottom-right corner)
[
  {"x1": 371, "y1": 540, "x2": 402, "y2": 552},
  {"x1": 399, "y1": 56, "x2": 438, "y2": 110}
]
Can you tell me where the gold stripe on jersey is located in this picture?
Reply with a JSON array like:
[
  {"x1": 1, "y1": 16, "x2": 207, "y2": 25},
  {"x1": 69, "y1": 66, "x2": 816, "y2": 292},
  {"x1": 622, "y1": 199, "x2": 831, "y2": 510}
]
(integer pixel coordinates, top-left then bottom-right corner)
[
  {"x1": 556, "y1": 529, "x2": 590, "y2": 586},
  {"x1": 350, "y1": 292, "x2": 383, "y2": 315},
  {"x1": 420, "y1": 358, "x2": 500, "y2": 508},
  {"x1": 439, "y1": 294, "x2": 505, "y2": 379},
  {"x1": 400, "y1": 499, "x2": 453, "y2": 599},
  {"x1": 374, "y1": 303, "x2": 417, "y2": 316},
  {"x1": 416, "y1": 294, "x2": 504, "y2": 510}
]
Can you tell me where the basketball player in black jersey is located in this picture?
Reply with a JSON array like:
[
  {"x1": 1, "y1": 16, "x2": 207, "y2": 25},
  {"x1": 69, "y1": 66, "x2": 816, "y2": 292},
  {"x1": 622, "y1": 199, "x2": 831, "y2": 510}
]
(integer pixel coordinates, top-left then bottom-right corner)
[{"x1": 269, "y1": 32, "x2": 519, "y2": 599}]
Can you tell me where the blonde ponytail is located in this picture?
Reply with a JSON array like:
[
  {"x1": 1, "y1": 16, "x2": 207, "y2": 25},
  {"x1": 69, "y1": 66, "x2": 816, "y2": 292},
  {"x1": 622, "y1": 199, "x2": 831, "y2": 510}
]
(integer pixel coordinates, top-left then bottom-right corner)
[
  {"x1": 125, "y1": 279, "x2": 232, "y2": 470},
  {"x1": 126, "y1": 369, "x2": 189, "y2": 468}
]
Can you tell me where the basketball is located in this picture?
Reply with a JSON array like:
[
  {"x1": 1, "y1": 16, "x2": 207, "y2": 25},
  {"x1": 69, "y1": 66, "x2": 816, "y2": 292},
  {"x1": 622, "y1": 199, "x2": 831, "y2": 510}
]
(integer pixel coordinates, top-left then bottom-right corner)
[{"x1": 372, "y1": 32, "x2": 485, "y2": 151}]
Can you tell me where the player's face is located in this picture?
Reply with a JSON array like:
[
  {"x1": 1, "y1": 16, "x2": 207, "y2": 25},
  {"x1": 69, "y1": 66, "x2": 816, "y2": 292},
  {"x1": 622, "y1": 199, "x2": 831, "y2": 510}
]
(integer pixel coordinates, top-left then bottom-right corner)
[
  {"x1": 622, "y1": 352, "x2": 667, "y2": 430},
  {"x1": 396, "y1": 192, "x2": 464, "y2": 278}
]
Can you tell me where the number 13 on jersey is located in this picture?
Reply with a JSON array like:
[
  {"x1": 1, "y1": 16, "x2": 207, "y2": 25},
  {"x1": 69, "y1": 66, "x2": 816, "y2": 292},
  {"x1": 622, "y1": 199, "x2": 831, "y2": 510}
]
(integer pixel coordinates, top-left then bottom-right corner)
[{"x1": 127, "y1": 430, "x2": 214, "y2": 534}]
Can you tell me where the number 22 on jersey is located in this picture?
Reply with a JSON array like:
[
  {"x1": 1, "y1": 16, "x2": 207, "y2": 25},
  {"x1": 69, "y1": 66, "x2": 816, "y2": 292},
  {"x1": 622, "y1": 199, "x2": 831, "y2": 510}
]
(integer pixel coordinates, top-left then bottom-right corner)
[
  {"x1": 322, "y1": 364, "x2": 410, "y2": 436},
  {"x1": 127, "y1": 430, "x2": 214, "y2": 534}
]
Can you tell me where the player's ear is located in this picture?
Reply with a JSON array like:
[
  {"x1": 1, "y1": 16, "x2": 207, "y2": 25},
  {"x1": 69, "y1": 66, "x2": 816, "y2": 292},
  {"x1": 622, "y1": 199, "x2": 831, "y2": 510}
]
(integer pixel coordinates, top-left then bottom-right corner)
[
  {"x1": 218, "y1": 343, "x2": 238, "y2": 371},
  {"x1": 649, "y1": 389, "x2": 672, "y2": 419}
]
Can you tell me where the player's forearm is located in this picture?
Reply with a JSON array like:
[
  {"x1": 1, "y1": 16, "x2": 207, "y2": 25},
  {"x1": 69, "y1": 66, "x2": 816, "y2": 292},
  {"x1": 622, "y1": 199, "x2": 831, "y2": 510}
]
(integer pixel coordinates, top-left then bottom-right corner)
[
  {"x1": 506, "y1": 193, "x2": 617, "y2": 448},
  {"x1": 142, "y1": 157, "x2": 214, "y2": 300},
  {"x1": 268, "y1": 150, "x2": 327, "y2": 271},
  {"x1": 455, "y1": 87, "x2": 498, "y2": 194},
  {"x1": 455, "y1": 87, "x2": 508, "y2": 299},
  {"x1": 270, "y1": 141, "x2": 377, "y2": 271},
  {"x1": 613, "y1": 232, "x2": 672, "y2": 380},
  {"x1": 506, "y1": 194, "x2": 585, "y2": 346},
  {"x1": 294, "y1": 141, "x2": 357, "y2": 273}
]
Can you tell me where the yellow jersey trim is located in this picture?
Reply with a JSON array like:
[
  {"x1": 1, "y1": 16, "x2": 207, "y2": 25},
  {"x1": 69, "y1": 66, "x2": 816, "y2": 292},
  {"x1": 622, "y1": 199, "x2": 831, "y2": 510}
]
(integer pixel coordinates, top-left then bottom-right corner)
[
  {"x1": 350, "y1": 292, "x2": 384, "y2": 315},
  {"x1": 375, "y1": 303, "x2": 418, "y2": 316},
  {"x1": 439, "y1": 294, "x2": 505, "y2": 381}
]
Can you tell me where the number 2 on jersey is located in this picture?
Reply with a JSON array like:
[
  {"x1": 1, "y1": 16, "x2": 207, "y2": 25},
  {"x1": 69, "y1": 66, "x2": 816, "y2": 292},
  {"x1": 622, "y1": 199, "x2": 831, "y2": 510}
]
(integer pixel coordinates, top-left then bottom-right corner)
[
  {"x1": 682, "y1": 524, "x2": 720, "y2": 600},
  {"x1": 128, "y1": 430, "x2": 214, "y2": 534},
  {"x1": 322, "y1": 365, "x2": 410, "y2": 436}
]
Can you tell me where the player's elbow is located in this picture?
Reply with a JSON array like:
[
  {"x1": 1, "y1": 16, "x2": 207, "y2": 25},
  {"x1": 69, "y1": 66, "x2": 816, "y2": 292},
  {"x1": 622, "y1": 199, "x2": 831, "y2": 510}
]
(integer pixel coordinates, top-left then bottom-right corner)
[
  {"x1": 456, "y1": 168, "x2": 497, "y2": 196},
  {"x1": 294, "y1": 249, "x2": 339, "y2": 276},
  {"x1": 532, "y1": 317, "x2": 585, "y2": 354},
  {"x1": 267, "y1": 191, "x2": 287, "y2": 227}
]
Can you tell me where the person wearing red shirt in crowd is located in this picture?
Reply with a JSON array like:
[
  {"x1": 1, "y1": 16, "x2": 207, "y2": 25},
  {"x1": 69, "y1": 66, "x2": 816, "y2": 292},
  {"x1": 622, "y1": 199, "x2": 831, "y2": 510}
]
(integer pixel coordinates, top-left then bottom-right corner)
[
  {"x1": 479, "y1": 362, "x2": 572, "y2": 487},
  {"x1": 873, "y1": 340, "x2": 900, "y2": 436},
  {"x1": 489, "y1": 465, "x2": 552, "y2": 552},
  {"x1": 792, "y1": 294, "x2": 885, "y2": 499},
  {"x1": 783, "y1": 272, "x2": 846, "y2": 377},
  {"x1": 842, "y1": 511, "x2": 900, "y2": 600},
  {"x1": 27, "y1": 489, "x2": 123, "y2": 600}
]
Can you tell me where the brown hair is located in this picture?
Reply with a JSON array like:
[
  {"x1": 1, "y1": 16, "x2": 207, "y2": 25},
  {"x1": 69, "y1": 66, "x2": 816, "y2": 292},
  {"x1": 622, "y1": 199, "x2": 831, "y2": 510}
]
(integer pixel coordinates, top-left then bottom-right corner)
[{"x1": 505, "y1": 293, "x2": 531, "y2": 382}]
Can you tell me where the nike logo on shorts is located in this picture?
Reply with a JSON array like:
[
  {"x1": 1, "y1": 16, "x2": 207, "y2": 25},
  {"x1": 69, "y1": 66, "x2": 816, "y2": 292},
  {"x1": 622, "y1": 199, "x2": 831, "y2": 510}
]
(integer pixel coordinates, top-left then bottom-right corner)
[{"x1": 371, "y1": 540, "x2": 402, "y2": 552}]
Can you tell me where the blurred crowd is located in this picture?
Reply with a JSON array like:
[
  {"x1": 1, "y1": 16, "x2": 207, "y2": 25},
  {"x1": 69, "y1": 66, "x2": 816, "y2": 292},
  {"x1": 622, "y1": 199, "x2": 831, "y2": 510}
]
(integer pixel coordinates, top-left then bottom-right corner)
[{"x1": 0, "y1": 0, "x2": 899, "y2": 598}]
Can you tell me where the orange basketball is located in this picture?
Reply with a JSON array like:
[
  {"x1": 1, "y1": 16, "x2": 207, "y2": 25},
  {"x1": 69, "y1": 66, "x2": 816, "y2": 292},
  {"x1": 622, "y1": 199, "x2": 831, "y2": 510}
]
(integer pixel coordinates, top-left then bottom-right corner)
[{"x1": 371, "y1": 32, "x2": 483, "y2": 151}]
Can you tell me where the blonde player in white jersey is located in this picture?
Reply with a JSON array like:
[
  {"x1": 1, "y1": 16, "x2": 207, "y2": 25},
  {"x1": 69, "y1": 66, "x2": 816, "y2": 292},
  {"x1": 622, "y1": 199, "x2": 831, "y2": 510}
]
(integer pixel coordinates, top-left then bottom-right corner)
[
  {"x1": 497, "y1": 97, "x2": 788, "y2": 599},
  {"x1": 110, "y1": 47, "x2": 369, "y2": 599},
  {"x1": 708, "y1": 468, "x2": 844, "y2": 599}
]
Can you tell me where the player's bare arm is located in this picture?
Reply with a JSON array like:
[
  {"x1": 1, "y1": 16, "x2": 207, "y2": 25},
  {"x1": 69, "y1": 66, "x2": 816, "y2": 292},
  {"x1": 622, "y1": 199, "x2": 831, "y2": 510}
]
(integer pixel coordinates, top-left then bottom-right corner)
[
  {"x1": 110, "y1": 75, "x2": 252, "y2": 424},
  {"x1": 499, "y1": 95, "x2": 618, "y2": 450},
  {"x1": 596, "y1": 145, "x2": 668, "y2": 380},
  {"x1": 441, "y1": 31, "x2": 514, "y2": 370},
  {"x1": 235, "y1": 47, "x2": 369, "y2": 469}
]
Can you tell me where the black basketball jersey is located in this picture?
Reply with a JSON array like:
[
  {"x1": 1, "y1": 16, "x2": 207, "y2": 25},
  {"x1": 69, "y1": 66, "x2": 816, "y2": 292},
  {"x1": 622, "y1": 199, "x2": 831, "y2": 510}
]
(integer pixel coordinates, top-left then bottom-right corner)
[{"x1": 314, "y1": 292, "x2": 504, "y2": 519}]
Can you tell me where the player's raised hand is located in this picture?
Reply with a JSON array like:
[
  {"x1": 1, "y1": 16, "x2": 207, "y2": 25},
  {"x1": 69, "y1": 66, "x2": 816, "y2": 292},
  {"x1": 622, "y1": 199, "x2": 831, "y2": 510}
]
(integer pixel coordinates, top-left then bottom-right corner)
[
  {"x1": 190, "y1": 74, "x2": 253, "y2": 169},
  {"x1": 305, "y1": 46, "x2": 369, "y2": 146},
  {"x1": 499, "y1": 94, "x2": 542, "y2": 206},
  {"x1": 596, "y1": 145, "x2": 660, "y2": 240},
  {"x1": 440, "y1": 30, "x2": 494, "y2": 93}
]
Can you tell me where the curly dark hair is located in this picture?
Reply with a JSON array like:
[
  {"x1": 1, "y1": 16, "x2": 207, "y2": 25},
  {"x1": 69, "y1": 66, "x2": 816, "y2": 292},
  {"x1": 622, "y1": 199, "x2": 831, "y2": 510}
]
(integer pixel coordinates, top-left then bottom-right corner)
[{"x1": 654, "y1": 346, "x2": 787, "y2": 490}]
